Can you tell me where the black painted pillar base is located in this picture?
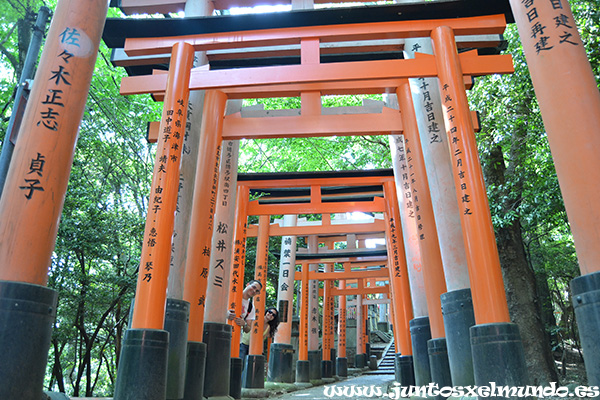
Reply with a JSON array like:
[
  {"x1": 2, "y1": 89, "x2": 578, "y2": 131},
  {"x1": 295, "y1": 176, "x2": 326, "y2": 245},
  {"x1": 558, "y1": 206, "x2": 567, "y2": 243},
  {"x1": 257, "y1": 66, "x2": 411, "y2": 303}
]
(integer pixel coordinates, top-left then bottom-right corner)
[
  {"x1": 114, "y1": 329, "x2": 169, "y2": 400},
  {"x1": 369, "y1": 355, "x2": 377, "y2": 370},
  {"x1": 471, "y1": 323, "x2": 529, "y2": 388},
  {"x1": 409, "y1": 316, "x2": 432, "y2": 385},
  {"x1": 365, "y1": 342, "x2": 371, "y2": 358},
  {"x1": 428, "y1": 338, "x2": 453, "y2": 397},
  {"x1": 354, "y1": 353, "x2": 366, "y2": 368},
  {"x1": 571, "y1": 271, "x2": 600, "y2": 387},
  {"x1": 336, "y1": 357, "x2": 348, "y2": 377},
  {"x1": 183, "y1": 341, "x2": 207, "y2": 400},
  {"x1": 267, "y1": 343, "x2": 294, "y2": 383},
  {"x1": 229, "y1": 357, "x2": 243, "y2": 400},
  {"x1": 321, "y1": 360, "x2": 333, "y2": 378},
  {"x1": 308, "y1": 350, "x2": 322, "y2": 380},
  {"x1": 394, "y1": 354, "x2": 415, "y2": 386},
  {"x1": 330, "y1": 348, "x2": 337, "y2": 376},
  {"x1": 202, "y1": 322, "x2": 232, "y2": 397},
  {"x1": 243, "y1": 355, "x2": 265, "y2": 389},
  {"x1": 440, "y1": 288, "x2": 475, "y2": 386},
  {"x1": 296, "y1": 360, "x2": 310, "y2": 383},
  {"x1": 164, "y1": 299, "x2": 190, "y2": 400},
  {"x1": 0, "y1": 281, "x2": 58, "y2": 400}
]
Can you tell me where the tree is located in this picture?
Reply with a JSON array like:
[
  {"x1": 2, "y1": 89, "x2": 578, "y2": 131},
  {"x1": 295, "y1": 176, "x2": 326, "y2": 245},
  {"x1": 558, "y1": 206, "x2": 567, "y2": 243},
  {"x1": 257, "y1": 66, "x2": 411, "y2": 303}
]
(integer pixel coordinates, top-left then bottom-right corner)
[
  {"x1": 0, "y1": 1, "x2": 54, "y2": 129},
  {"x1": 469, "y1": 0, "x2": 600, "y2": 383},
  {"x1": 42, "y1": 33, "x2": 160, "y2": 397}
]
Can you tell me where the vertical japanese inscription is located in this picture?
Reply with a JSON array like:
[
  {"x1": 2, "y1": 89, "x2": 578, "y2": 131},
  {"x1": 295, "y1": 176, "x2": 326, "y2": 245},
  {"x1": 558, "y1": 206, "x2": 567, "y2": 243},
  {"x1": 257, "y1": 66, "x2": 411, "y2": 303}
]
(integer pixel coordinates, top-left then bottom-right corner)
[
  {"x1": 402, "y1": 137, "x2": 426, "y2": 240},
  {"x1": 20, "y1": 27, "x2": 80, "y2": 200},
  {"x1": 302, "y1": 264, "x2": 309, "y2": 354},
  {"x1": 440, "y1": 84, "x2": 473, "y2": 217},
  {"x1": 141, "y1": 97, "x2": 186, "y2": 286},
  {"x1": 338, "y1": 287, "x2": 346, "y2": 350},
  {"x1": 229, "y1": 222, "x2": 247, "y2": 314},
  {"x1": 520, "y1": 0, "x2": 579, "y2": 54},
  {"x1": 388, "y1": 217, "x2": 402, "y2": 278},
  {"x1": 413, "y1": 73, "x2": 443, "y2": 145}
]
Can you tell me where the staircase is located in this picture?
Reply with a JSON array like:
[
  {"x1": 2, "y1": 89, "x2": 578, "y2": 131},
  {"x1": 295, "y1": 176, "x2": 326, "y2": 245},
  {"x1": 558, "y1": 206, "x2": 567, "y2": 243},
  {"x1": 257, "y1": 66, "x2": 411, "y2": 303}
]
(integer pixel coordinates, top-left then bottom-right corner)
[{"x1": 364, "y1": 341, "x2": 395, "y2": 375}]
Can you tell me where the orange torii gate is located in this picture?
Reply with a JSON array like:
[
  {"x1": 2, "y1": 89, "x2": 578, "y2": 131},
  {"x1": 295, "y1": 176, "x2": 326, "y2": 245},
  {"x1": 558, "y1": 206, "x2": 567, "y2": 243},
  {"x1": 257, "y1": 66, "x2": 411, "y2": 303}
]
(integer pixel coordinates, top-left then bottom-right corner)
[
  {"x1": 246, "y1": 212, "x2": 390, "y2": 383},
  {"x1": 234, "y1": 171, "x2": 409, "y2": 389},
  {"x1": 111, "y1": 14, "x2": 522, "y2": 400},
  {"x1": 294, "y1": 256, "x2": 392, "y2": 372}
]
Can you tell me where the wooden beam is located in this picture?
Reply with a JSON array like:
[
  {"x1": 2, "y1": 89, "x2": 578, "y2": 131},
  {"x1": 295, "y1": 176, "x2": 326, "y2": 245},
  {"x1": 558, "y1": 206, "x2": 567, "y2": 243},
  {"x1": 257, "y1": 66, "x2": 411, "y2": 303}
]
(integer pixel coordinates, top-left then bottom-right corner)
[
  {"x1": 118, "y1": 0, "x2": 186, "y2": 15},
  {"x1": 331, "y1": 285, "x2": 389, "y2": 296},
  {"x1": 221, "y1": 107, "x2": 402, "y2": 139},
  {"x1": 246, "y1": 197, "x2": 386, "y2": 215},
  {"x1": 294, "y1": 268, "x2": 390, "y2": 281},
  {"x1": 120, "y1": 52, "x2": 514, "y2": 97},
  {"x1": 122, "y1": 15, "x2": 507, "y2": 56},
  {"x1": 245, "y1": 219, "x2": 386, "y2": 237}
]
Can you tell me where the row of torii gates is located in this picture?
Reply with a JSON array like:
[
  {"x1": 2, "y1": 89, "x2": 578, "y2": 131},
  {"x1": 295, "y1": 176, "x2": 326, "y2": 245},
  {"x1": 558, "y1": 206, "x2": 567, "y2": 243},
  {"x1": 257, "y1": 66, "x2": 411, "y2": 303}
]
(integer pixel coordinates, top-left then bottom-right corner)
[{"x1": 0, "y1": 0, "x2": 599, "y2": 399}]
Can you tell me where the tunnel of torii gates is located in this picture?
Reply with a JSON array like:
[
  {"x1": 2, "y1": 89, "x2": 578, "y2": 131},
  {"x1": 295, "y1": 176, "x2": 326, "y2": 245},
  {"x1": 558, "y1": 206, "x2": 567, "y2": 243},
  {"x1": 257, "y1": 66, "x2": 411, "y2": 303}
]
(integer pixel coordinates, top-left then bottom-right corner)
[{"x1": 0, "y1": 0, "x2": 600, "y2": 399}]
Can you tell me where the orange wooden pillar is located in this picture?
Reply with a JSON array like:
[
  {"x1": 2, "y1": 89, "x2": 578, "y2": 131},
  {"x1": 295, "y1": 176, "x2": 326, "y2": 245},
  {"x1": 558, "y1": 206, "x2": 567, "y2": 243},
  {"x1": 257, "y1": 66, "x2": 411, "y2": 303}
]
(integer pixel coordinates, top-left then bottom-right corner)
[
  {"x1": 362, "y1": 302, "x2": 369, "y2": 359},
  {"x1": 337, "y1": 277, "x2": 348, "y2": 377},
  {"x1": 322, "y1": 249, "x2": 335, "y2": 378},
  {"x1": 383, "y1": 180, "x2": 416, "y2": 386},
  {"x1": 228, "y1": 185, "x2": 250, "y2": 358},
  {"x1": 403, "y1": 37, "x2": 476, "y2": 386},
  {"x1": 388, "y1": 133, "x2": 432, "y2": 385},
  {"x1": 396, "y1": 81, "x2": 448, "y2": 339},
  {"x1": 183, "y1": 89, "x2": 228, "y2": 340},
  {"x1": 388, "y1": 117, "x2": 429, "y2": 313},
  {"x1": 296, "y1": 261, "x2": 311, "y2": 383},
  {"x1": 385, "y1": 262, "x2": 402, "y2": 353},
  {"x1": 0, "y1": 1, "x2": 108, "y2": 398},
  {"x1": 364, "y1": 280, "x2": 372, "y2": 358},
  {"x1": 115, "y1": 41, "x2": 195, "y2": 400},
  {"x1": 224, "y1": 185, "x2": 250, "y2": 399},
  {"x1": 508, "y1": 0, "x2": 600, "y2": 386},
  {"x1": 431, "y1": 26, "x2": 527, "y2": 387},
  {"x1": 509, "y1": 1, "x2": 600, "y2": 277},
  {"x1": 130, "y1": 41, "x2": 194, "y2": 329},
  {"x1": 227, "y1": 185, "x2": 249, "y2": 399},
  {"x1": 355, "y1": 284, "x2": 365, "y2": 368},
  {"x1": 180, "y1": 89, "x2": 228, "y2": 399},
  {"x1": 164, "y1": 3, "x2": 215, "y2": 396},
  {"x1": 306, "y1": 234, "x2": 321, "y2": 380},
  {"x1": 397, "y1": 80, "x2": 452, "y2": 387},
  {"x1": 244, "y1": 215, "x2": 270, "y2": 388},
  {"x1": 431, "y1": 28, "x2": 510, "y2": 326}
]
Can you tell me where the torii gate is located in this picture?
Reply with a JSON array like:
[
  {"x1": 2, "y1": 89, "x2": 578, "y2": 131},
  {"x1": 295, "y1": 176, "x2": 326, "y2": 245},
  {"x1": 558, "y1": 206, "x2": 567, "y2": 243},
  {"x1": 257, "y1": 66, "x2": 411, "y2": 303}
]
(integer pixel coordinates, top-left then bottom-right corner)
[
  {"x1": 246, "y1": 209, "x2": 391, "y2": 383},
  {"x1": 234, "y1": 171, "x2": 406, "y2": 389},
  {"x1": 105, "y1": 14, "x2": 523, "y2": 400}
]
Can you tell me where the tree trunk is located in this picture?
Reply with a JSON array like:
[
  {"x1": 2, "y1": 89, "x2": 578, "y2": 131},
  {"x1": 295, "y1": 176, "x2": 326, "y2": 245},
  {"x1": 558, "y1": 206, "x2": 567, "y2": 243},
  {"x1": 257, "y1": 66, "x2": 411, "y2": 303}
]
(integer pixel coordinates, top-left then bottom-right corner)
[
  {"x1": 484, "y1": 143, "x2": 558, "y2": 385},
  {"x1": 16, "y1": 15, "x2": 31, "y2": 81},
  {"x1": 496, "y1": 219, "x2": 558, "y2": 385},
  {"x1": 50, "y1": 339, "x2": 66, "y2": 393}
]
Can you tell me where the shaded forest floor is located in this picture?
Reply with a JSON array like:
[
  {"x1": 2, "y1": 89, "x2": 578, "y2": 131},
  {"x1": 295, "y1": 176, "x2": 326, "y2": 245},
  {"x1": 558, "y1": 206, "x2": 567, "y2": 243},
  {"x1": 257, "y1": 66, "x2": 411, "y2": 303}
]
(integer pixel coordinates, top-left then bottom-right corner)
[{"x1": 554, "y1": 347, "x2": 587, "y2": 386}]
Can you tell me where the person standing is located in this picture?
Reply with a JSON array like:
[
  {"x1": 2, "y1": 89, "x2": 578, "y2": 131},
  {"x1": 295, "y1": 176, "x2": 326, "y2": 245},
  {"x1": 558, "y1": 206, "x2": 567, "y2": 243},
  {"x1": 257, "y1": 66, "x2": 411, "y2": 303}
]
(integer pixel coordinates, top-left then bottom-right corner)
[{"x1": 227, "y1": 279, "x2": 263, "y2": 363}]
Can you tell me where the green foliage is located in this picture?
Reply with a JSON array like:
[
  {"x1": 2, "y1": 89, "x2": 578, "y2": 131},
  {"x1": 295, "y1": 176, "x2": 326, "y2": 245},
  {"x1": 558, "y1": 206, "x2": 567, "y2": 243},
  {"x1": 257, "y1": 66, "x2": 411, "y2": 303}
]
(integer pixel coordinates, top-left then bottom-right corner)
[
  {"x1": 240, "y1": 95, "x2": 392, "y2": 172},
  {"x1": 469, "y1": 1, "x2": 600, "y2": 355},
  {"x1": 0, "y1": 1, "x2": 57, "y2": 135},
  {"x1": 41, "y1": 35, "x2": 159, "y2": 397}
]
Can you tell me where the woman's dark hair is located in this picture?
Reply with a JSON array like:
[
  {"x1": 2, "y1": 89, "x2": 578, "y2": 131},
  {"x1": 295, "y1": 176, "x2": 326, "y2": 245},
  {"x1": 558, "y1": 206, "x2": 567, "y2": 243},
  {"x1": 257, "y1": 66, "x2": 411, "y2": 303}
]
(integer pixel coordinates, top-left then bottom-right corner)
[{"x1": 265, "y1": 307, "x2": 280, "y2": 338}]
